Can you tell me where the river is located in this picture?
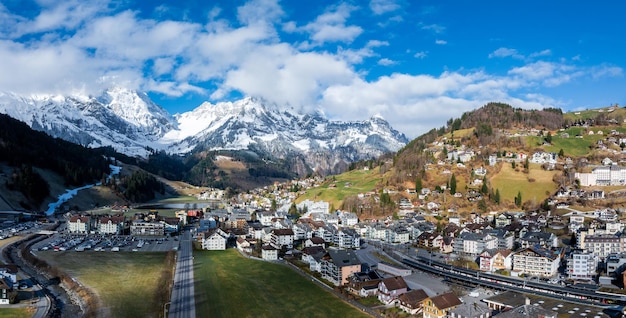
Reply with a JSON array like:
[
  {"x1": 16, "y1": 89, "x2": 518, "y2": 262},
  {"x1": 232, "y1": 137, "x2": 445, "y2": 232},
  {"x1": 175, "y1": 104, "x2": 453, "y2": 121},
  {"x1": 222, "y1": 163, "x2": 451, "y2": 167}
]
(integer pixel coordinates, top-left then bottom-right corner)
[{"x1": 45, "y1": 164, "x2": 121, "y2": 215}]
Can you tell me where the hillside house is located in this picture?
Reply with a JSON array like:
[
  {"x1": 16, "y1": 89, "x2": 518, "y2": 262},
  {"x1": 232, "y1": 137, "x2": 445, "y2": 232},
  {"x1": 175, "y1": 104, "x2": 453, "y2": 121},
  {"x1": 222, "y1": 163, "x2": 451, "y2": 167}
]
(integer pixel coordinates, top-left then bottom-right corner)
[
  {"x1": 261, "y1": 244, "x2": 279, "y2": 261},
  {"x1": 378, "y1": 276, "x2": 409, "y2": 305},
  {"x1": 423, "y1": 292, "x2": 462, "y2": 318},
  {"x1": 397, "y1": 289, "x2": 429, "y2": 315},
  {"x1": 201, "y1": 228, "x2": 229, "y2": 250},
  {"x1": 347, "y1": 271, "x2": 382, "y2": 297}
]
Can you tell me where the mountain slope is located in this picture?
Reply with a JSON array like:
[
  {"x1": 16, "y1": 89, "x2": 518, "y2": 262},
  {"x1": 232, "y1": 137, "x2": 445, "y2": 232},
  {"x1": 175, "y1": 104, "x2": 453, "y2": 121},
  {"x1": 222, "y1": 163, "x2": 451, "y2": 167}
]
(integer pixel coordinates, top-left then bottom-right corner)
[
  {"x1": 0, "y1": 91, "x2": 408, "y2": 176},
  {"x1": 0, "y1": 88, "x2": 175, "y2": 157},
  {"x1": 164, "y1": 97, "x2": 408, "y2": 175}
]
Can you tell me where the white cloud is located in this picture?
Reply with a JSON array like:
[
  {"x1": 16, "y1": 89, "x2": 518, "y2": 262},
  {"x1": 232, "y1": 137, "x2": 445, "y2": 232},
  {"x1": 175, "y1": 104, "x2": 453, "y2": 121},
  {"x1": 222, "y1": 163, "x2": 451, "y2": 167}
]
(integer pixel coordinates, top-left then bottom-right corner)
[
  {"x1": 489, "y1": 47, "x2": 524, "y2": 59},
  {"x1": 591, "y1": 64, "x2": 623, "y2": 79},
  {"x1": 237, "y1": 0, "x2": 283, "y2": 25},
  {"x1": 413, "y1": 51, "x2": 427, "y2": 59},
  {"x1": 421, "y1": 24, "x2": 445, "y2": 34},
  {"x1": 529, "y1": 49, "x2": 551, "y2": 58},
  {"x1": 435, "y1": 39, "x2": 447, "y2": 45},
  {"x1": 378, "y1": 58, "x2": 396, "y2": 66},
  {"x1": 370, "y1": 0, "x2": 401, "y2": 15},
  {"x1": 0, "y1": 0, "x2": 622, "y2": 140},
  {"x1": 490, "y1": 47, "x2": 552, "y2": 61},
  {"x1": 287, "y1": 3, "x2": 362, "y2": 46}
]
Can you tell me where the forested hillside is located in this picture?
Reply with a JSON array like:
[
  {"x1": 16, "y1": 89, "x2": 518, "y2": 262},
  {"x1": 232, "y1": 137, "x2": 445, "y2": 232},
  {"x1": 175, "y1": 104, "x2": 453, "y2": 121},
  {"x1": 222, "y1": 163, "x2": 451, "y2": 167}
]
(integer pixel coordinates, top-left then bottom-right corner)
[{"x1": 0, "y1": 114, "x2": 111, "y2": 208}]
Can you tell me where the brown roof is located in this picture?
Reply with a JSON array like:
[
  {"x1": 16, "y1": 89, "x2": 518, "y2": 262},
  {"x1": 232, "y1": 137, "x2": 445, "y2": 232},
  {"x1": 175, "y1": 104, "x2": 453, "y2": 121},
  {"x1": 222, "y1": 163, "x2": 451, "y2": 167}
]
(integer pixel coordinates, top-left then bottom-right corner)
[
  {"x1": 69, "y1": 215, "x2": 89, "y2": 223},
  {"x1": 99, "y1": 215, "x2": 124, "y2": 224},
  {"x1": 272, "y1": 228, "x2": 294, "y2": 236},
  {"x1": 0, "y1": 264, "x2": 18, "y2": 274},
  {"x1": 497, "y1": 249, "x2": 512, "y2": 257},
  {"x1": 309, "y1": 237, "x2": 325, "y2": 244},
  {"x1": 398, "y1": 289, "x2": 429, "y2": 307},
  {"x1": 0, "y1": 278, "x2": 9, "y2": 290},
  {"x1": 430, "y1": 292, "x2": 462, "y2": 310},
  {"x1": 381, "y1": 276, "x2": 408, "y2": 291}
]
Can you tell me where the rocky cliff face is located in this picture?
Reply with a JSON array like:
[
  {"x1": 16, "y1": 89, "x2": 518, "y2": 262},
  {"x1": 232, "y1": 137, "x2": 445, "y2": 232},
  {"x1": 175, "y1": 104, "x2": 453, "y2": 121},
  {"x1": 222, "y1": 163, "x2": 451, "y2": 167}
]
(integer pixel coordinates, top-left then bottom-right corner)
[{"x1": 0, "y1": 90, "x2": 407, "y2": 175}]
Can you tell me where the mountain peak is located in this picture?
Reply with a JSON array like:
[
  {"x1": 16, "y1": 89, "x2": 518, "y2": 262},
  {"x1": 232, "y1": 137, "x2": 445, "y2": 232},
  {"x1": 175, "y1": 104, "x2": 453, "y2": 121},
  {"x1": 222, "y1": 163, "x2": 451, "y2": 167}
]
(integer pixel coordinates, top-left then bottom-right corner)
[{"x1": 0, "y1": 89, "x2": 407, "y2": 175}]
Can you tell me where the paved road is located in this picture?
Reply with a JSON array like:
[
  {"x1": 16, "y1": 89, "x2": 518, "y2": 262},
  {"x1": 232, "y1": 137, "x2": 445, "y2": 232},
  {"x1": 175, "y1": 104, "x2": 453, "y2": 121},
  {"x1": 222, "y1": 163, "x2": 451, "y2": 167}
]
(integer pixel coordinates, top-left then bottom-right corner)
[{"x1": 168, "y1": 229, "x2": 196, "y2": 318}]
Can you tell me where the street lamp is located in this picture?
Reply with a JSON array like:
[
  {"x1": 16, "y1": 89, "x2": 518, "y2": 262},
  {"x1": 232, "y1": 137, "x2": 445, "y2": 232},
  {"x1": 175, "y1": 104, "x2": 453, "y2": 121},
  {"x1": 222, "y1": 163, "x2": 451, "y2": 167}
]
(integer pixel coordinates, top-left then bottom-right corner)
[{"x1": 163, "y1": 302, "x2": 170, "y2": 318}]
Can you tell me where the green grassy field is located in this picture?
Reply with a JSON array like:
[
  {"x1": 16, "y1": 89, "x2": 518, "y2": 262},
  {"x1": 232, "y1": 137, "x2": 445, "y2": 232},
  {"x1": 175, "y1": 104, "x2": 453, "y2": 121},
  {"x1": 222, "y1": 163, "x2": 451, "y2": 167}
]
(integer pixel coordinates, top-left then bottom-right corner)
[
  {"x1": 490, "y1": 163, "x2": 558, "y2": 205},
  {"x1": 296, "y1": 168, "x2": 382, "y2": 209},
  {"x1": 37, "y1": 252, "x2": 169, "y2": 318},
  {"x1": 0, "y1": 308, "x2": 33, "y2": 318},
  {"x1": 194, "y1": 249, "x2": 369, "y2": 318}
]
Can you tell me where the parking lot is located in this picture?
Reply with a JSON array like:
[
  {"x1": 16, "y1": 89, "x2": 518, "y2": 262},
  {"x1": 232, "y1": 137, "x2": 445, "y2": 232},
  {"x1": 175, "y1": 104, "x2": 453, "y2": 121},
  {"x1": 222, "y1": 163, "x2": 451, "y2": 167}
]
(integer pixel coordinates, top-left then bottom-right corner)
[{"x1": 32, "y1": 233, "x2": 181, "y2": 253}]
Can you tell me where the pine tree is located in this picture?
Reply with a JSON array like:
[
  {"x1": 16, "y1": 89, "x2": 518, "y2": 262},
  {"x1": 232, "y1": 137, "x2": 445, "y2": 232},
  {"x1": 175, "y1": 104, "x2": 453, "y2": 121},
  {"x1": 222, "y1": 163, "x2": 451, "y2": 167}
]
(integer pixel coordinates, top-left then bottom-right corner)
[{"x1": 449, "y1": 174, "x2": 457, "y2": 194}]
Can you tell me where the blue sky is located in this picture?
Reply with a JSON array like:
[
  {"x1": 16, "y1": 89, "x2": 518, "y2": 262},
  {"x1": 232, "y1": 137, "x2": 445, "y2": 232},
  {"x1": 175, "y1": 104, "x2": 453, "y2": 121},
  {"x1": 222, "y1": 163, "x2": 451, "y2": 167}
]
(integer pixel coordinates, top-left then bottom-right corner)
[{"x1": 1, "y1": 0, "x2": 625, "y2": 138}]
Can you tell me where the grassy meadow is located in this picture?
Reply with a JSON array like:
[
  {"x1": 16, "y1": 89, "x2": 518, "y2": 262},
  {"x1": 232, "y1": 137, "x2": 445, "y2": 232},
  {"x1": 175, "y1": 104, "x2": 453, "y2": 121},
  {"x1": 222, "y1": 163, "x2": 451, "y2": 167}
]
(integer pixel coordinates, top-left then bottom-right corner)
[
  {"x1": 295, "y1": 167, "x2": 382, "y2": 209},
  {"x1": 0, "y1": 308, "x2": 34, "y2": 318},
  {"x1": 490, "y1": 163, "x2": 558, "y2": 205},
  {"x1": 194, "y1": 249, "x2": 369, "y2": 318},
  {"x1": 37, "y1": 252, "x2": 170, "y2": 318}
]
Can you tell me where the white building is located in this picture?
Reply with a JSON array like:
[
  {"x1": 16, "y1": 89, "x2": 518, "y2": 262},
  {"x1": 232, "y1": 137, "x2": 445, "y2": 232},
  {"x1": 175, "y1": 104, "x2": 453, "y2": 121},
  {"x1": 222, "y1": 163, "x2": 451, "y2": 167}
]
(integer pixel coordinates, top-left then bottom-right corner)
[
  {"x1": 97, "y1": 216, "x2": 125, "y2": 235},
  {"x1": 512, "y1": 246, "x2": 561, "y2": 277},
  {"x1": 202, "y1": 229, "x2": 228, "y2": 250},
  {"x1": 576, "y1": 165, "x2": 626, "y2": 186},
  {"x1": 68, "y1": 215, "x2": 91, "y2": 234},
  {"x1": 567, "y1": 251, "x2": 597, "y2": 280}
]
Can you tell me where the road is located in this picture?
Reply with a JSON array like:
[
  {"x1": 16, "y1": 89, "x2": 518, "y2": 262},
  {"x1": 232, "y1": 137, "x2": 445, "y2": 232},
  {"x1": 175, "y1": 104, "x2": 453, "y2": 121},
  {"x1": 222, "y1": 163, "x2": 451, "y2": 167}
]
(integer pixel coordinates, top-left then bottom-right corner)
[{"x1": 168, "y1": 229, "x2": 196, "y2": 318}]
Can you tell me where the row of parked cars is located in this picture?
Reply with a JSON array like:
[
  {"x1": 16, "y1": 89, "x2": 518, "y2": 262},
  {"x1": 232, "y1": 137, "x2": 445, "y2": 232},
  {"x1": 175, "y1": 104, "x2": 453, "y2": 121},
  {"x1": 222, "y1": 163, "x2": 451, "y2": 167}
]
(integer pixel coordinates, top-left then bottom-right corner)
[
  {"x1": 0, "y1": 221, "x2": 44, "y2": 240},
  {"x1": 38, "y1": 234, "x2": 176, "y2": 252}
]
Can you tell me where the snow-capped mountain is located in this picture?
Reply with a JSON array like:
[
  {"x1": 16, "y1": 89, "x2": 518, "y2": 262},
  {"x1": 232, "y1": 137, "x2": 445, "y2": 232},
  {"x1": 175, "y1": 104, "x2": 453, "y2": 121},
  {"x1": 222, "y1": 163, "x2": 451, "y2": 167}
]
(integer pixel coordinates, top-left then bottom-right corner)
[
  {"x1": 0, "y1": 89, "x2": 408, "y2": 175},
  {"x1": 164, "y1": 97, "x2": 408, "y2": 174},
  {"x1": 0, "y1": 88, "x2": 175, "y2": 157}
]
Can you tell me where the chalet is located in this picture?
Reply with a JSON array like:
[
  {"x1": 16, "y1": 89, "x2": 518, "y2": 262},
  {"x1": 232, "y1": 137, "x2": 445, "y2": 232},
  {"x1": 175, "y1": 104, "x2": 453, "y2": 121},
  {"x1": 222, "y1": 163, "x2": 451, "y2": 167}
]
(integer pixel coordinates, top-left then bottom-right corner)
[
  {"x1": 236, "y1": 237, "x2": 252, "y2": 253},
  {"x1": 441, "y1": 237, "x2": 454, "y2": 253},
  {"x1": 201, "y1": 228, "x2": 229, "y2": 250},
  {"x1": 378, "y1": 276, "x2": 408, "y2": 305},
  {"x1": 305, "y1": 237, "x2": 326, "y2": 248},
  {"x1": 423, "y1": 292, "x2": 462, "y2": 318},
  {"x1": 495, "y1": 213, "x2": 513, "y2": 228},
  {"x1": 347, "y1": 271, "x2": 382, "y2": 297},
  {"x1": 302, "y1": 246, "x2": 326, "y2": 272},
  {"x1": 397, "y1": 289, "x2": 429, "y2": 315},
  {"x1": 417, "y1": 232, "x2": 442, "y2": 249}
]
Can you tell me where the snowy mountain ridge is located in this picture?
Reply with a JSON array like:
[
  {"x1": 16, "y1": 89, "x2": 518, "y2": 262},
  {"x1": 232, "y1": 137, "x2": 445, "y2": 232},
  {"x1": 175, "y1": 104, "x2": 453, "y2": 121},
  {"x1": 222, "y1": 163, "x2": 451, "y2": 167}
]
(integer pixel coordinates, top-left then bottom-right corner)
[{"x1": 0, "y1": 88, "x2": 408, "y2": 175}]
